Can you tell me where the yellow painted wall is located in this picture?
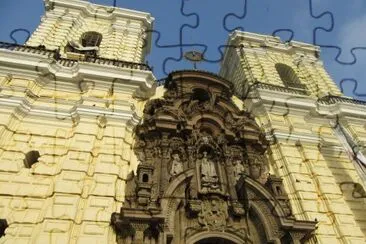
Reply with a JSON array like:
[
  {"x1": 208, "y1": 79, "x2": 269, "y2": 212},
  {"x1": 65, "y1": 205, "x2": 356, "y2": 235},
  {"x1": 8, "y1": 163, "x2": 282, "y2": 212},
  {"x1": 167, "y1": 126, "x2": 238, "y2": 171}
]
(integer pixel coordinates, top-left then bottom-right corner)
[{"x1": 0, "y1": 73, "x2": 152, "y2": 243}]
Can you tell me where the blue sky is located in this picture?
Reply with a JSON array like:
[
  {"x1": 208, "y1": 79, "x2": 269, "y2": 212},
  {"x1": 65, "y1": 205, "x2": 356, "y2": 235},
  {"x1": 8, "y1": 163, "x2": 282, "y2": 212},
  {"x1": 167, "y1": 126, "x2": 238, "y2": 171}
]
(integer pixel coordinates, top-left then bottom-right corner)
[{"x1": 0, "y1": 0, "x2": 366, "y2": 100}]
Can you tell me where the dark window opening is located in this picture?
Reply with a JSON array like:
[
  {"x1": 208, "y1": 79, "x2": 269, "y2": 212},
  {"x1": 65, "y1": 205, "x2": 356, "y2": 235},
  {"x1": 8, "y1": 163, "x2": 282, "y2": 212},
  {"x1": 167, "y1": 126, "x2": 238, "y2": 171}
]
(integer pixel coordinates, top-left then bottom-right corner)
[
  {"x1": 23, "y1": 150, "x2": 40, "y2": 168},
  {"x1": 65, "y1": 31, "x2": 102, "y2": 57},
  {"x1": 276, "y1": 186, "x2": 282, "y2": 195},
  {"x1": 281, "y1": 232, "x2": 293, "y2": 244},
  {"x1": 81, "y1": 31, "x2": 103, "y2": 47},
  {"x1": 142, "y1": 174, "x2": 149, "y2": 183},
  {"x1": 353, "y1": 183, "x2": 366, "y2": 198},
  {"x1": 0, "y1": 219, "x2": 8, "y2": 237},
  {"x1": 275, "y1": 63, "x2": 306, "y2": 90},
  {"x1": 192, "y1": 88, "x2": 210, "y2": 102},
  {"x1": 201, "y1": 128, "x2": 213, "y2": 136}
]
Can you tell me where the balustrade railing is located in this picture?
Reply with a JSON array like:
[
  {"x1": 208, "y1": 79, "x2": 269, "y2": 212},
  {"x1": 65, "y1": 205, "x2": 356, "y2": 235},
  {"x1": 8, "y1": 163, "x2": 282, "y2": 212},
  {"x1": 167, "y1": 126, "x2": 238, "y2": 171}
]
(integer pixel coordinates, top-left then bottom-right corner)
[
  {"x1": 284, "y1": 81, "x2": 308, "y2": 90},
  {"x1": 318, "y1": 95, "x2": 366, "y2": 106}
]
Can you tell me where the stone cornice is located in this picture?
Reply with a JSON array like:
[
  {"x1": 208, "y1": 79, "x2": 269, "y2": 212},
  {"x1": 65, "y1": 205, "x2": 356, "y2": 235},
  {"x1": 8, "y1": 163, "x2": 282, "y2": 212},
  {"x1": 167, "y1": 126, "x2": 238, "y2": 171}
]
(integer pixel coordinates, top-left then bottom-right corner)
[
  {"x1": 241, "y1": 82, "x2": 366, "y2": 119},
  {"x1": 228, "y1": 31, "x2": 320, "y2": 54},
  {"x1": 0, "y1": 95, "x2": 142, "y2": 128},
  {"x1": 45, "y1": 0, "x2": 154, "y2": 28},
  {"x1": 0, "y1": 46, "x2": 156, "y2": 98},
  {"x1": 221, "y1": 31, "x2": 320, "y2": 69},
  {"x1": 316, "y1": 95, "x2": 366, "y2": 118}
]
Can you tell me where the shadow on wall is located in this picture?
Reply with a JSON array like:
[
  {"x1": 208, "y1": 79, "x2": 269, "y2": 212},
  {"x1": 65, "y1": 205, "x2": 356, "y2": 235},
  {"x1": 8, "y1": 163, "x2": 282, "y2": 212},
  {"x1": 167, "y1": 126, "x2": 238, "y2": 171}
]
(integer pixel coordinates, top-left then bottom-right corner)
[{"x1": 319, "y1": 147, "x2": 366, "y2": 237}]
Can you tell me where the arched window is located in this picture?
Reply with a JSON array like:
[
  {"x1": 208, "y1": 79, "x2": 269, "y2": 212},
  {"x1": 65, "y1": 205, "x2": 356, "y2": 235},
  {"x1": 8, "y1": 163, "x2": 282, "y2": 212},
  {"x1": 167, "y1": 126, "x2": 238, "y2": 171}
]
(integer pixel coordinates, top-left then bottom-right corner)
[
  {"x1": 275, "y1": 63, "x2": 305, "y2": 90},
  {"x1": 65, "y1": 31, "x2": 102, "y2": 57},
  {"x1": 142, "y1": 174, "x2": 149, "y2": 183},
  {"x1": 192, "y1": 88, "x2": 210, "y2": 102},
  {"x1": 81, "y1": 31, "x2": 103, "y2": 47},
  {"x1": 23, "y1": 150, "x2": 40, "y2": 168}
]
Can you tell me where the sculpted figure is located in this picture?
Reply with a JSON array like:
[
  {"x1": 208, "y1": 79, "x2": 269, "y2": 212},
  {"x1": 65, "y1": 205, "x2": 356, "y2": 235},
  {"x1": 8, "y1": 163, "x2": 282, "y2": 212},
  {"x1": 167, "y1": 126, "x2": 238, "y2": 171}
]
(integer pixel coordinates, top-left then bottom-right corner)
[
  {"x1": 170, "y1": 153, "x2": 183, "y2": 176},
  {"x1": 233, "y1": 159, "x2": 245, "y2": 182},
  {"x1": 249, "y1": 158, "x2": 269, "y2": 184},
  {"x1": 258, "y1": 164, "x2": 270, "y2": 184},
  {"x1": 249, "y1": 158, "x2": 262, "y2": 179},
  {"x1": 201, "y1": 151, "x2": 218, "y2": 185}
]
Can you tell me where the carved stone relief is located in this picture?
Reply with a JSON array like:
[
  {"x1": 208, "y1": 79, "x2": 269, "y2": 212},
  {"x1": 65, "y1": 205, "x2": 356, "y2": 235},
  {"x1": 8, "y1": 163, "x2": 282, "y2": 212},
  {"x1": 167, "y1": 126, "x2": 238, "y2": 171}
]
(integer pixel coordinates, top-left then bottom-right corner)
[{"x1": 197, "y1": 198, "x2": 229, "y2": 231}]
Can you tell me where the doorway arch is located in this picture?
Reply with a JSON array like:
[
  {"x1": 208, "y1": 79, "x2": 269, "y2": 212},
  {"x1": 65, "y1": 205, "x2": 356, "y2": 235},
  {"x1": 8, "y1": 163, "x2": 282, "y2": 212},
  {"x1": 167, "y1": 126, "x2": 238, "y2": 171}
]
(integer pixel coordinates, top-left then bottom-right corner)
[
  {"x1": 195, "y1": 237, "x2": 236, "y2": 244},
  {"x1": 187, "y1": 231, "x2": 244, "y2": 244}
]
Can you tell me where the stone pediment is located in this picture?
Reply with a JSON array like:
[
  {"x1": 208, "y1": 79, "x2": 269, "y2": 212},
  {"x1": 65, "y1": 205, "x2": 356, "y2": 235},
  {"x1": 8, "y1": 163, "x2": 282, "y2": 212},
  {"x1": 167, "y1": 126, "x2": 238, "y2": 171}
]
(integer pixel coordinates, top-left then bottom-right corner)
[{"x1": 111, "y1": 70, "x2": 316, "y2": 244}]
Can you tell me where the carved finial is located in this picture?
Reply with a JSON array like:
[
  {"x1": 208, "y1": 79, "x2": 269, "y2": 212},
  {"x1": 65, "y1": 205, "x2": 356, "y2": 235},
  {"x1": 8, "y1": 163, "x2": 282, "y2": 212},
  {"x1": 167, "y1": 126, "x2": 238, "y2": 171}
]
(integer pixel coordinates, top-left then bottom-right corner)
[{"x1": 184, "y1": 51, "x2": 204, "y2": 70}]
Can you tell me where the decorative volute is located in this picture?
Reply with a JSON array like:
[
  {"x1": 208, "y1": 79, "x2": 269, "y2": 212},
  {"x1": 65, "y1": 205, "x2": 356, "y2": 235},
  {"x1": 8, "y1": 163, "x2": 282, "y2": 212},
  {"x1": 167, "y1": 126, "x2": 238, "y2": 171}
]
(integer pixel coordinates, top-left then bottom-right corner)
[{"x1": 111, "y1": 70, "x2": 316, "y2": 244}]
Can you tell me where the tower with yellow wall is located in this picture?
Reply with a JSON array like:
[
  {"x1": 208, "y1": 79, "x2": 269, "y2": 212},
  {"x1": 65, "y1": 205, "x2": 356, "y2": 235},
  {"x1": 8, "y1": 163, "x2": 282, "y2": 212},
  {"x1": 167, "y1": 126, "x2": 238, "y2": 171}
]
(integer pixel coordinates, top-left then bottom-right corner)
[
  {"x1": 0, "y1": 0, "x2": 155, "y2": 243},
  {"x1": 220, "y1": 31, "x2": 366, "y2": 243}
]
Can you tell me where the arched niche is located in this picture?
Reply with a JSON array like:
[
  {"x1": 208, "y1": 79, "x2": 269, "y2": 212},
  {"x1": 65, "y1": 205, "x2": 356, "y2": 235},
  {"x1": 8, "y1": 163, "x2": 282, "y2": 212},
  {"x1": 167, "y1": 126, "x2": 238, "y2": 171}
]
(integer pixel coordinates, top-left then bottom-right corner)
[
  {"x1": 80, "y1": 31, "x2": 103, "y2": 47},
  {"x1": 188, "y1": 233, "x2": 242, "y2": 244},
  {"x1": 275, "y1": 63, "x2": 301, "y2": 86}
]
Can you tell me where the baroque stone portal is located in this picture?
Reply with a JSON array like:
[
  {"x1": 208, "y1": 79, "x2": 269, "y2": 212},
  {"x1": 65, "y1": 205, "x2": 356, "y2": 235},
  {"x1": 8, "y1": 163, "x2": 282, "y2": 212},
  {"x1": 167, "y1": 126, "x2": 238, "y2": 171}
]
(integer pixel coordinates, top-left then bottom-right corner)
[{"x1": 111, "y1": 70, "x2": 316, "y2": 244}]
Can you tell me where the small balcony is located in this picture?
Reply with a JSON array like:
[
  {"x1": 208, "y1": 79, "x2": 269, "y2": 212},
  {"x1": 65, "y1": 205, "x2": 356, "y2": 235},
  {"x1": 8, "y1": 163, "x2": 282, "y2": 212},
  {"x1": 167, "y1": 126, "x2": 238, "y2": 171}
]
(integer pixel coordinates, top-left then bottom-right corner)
[{"x1": 283, "y1": 81, "x2": 308, "y2": 91}]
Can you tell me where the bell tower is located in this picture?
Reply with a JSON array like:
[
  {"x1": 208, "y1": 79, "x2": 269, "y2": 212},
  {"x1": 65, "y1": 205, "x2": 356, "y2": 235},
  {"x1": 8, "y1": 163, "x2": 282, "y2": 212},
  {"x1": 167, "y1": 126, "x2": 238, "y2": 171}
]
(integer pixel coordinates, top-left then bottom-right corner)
[
  {"x1": 220, "y1": 31, "x2": 342, "y2": 99},
  {"x1": 220, "y1": 31, "x2": 366, "y2": 243},
  {"x1": 26, "y1": 0, "x2": 154, "y2": 62}
]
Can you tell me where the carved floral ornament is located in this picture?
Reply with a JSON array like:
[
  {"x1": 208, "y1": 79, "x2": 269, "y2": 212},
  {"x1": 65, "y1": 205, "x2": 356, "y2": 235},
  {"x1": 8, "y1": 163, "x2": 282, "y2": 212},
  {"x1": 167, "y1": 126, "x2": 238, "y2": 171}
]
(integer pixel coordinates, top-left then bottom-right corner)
[{"x1": 111, "y1": 70, "x2": 316, "y2": 244}]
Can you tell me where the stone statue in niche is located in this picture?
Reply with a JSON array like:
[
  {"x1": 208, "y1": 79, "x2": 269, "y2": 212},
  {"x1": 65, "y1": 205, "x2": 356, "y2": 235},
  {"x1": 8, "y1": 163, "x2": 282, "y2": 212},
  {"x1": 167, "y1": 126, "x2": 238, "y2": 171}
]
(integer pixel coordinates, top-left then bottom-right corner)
[
  {"x1": 232, "y1": 159, "x2": 246, "y2": 182},
  {"x1": 170, "y1": 153, "x2": 183, "y2": 176},
  {"x1": 200, "y1": 151, "x2": 219, "y2": 188}
]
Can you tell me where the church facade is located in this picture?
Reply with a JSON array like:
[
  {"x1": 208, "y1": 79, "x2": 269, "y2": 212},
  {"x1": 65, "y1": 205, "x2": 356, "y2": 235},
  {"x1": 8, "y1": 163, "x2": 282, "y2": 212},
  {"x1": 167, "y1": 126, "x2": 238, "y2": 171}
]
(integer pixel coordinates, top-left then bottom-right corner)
[{"x1": 0, "y1": 0, "x2": 366, "y2": 243}]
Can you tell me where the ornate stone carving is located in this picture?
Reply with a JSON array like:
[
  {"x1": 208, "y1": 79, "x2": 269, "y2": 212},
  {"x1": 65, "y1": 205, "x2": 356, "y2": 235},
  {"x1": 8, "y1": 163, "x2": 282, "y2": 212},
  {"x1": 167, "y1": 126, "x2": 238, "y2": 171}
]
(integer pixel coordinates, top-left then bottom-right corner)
[
  {"x1": 198, "y1": 198, "x2": 229, "y2": 231},
  {"x1": 111, "y1": 70, "x2": 316, "y2": 244},
  {"x1": 231, "y1": 200, "x2": 246, "y2": 216},
  {"x1": 187, "y1": 199, "x2": 202, "y2": 215},
  {"x1": 265, "y1": 176, "x2": 293, "y2": 218}
]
